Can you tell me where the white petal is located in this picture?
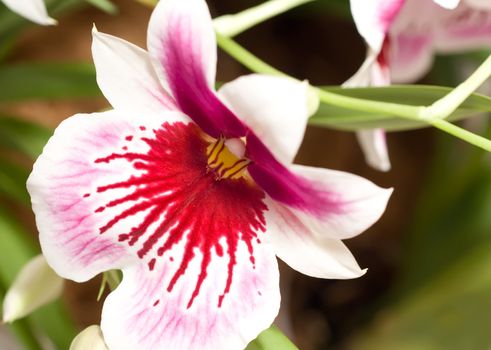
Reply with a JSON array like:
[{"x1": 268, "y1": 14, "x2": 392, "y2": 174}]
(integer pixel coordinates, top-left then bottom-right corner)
[
  {"x1": 27, "y1": 110, "x2": 189, "y2": 282},
  {"x1": 3, "y1": 255, "x2": 63, "y2": 323},
  {"x1": 147, "y1": 0, "x2": 217, "y2": 92},
  {"x1": 464, "y1": 0, "x2": 491, "y2": 10},
  {"x1": 267, "y1": 198, "x2": 366, "y2": 279},
  {"x1": 101, "y1": 240, "x2": 280, "y2": 350},
  {"x1": 283, "y1": 164, "x2": 392, "y2": 240},
  {"x1": 350, "y1": 0, "x2": 405, "y2": 52},
  {"x1": 343, "y1": 51, "x2": 378, "y2": 88},
  {"x1": 69, "y1": 325, "x2": 109, "y2": 350},
  {"x1": 356, "y1": 129, "x2": 391, "y2": 171},
  {"x1": 433, "y1": 6, "x2": 491, "y2": 53},
  {"x1": 2, "y1": 0, "x2": 56, "y2": 25},
  {"x1": 433, "y1": 0, "x2": 461, "y2": 9},
  {"x1": 219, "y1": 74, "x2": 310, "y2": 164},
  {"x1": 343, "y1": 53, "x2": 391, "y2": 171},
  {"x1": 344, "y1": 48, "x2": 391, "y2": 88},
  {"x1": 92, "y1": 29, "x2": 177, "y2": 114}
]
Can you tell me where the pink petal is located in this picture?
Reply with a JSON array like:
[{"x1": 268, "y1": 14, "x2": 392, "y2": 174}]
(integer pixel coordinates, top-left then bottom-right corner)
[
  {"x1": 219, "y1": 74, "x2": 310, "y2": 164},
  {"x1": 101, "y1": 240, "x2": 279, "y2": 350},
  {"x1": 147, "y1": 0, "x2": 216, "y2": 90},
  {"x1": 350, "y1": 0, "x2": 406, "y2": 52},
  {"x1": 273, "y1": 164, "x2": 391, "y2": 240},
  {"x1": 246, "y1": 133, "x2": 343, "y2": 216},
  {"x1": 433, "y1": 6, "x2": 491, "y2": 53},
  {"x1": 356, "y1": 129, "x2": 391, "y2": 172},
  {"x1": 27, "y1": 110, "x2": 188, "y2": 282},
  {"x1": 146, "y1": 0, "x2": 246, "y2": 139},
  {"x1": 267, "y1": 199, "x2": 366, "y2": 279},
  {"x1": 92, "y1": 29, "x2": 178, "y2": 114},
  {"x1": 389, "y1": 33, "x2": 434, "y2": 83},
  {"x1": 246, "y1": 135, "x2": 392, "y2": 238}
]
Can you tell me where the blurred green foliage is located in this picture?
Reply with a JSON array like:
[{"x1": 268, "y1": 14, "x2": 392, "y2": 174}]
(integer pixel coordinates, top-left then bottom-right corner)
[
  {"x1": 0, "y1": 63, "x2": 99, "y2": 101},
  {"x1": 349, "y1": 55, "x2": 491, "y2": 350},
  {"x1": 246, "y1": 326, "x2": 298, "y2": 350},
  {"x1": 350, "y1": 126, "x2": 491, "y2": 350},
  {"x1": 0, "y1": 206, "x2": 77, "y2": 350},
  {"x1": 0, "y1": 117, "x2": 52, "y2": 158}
]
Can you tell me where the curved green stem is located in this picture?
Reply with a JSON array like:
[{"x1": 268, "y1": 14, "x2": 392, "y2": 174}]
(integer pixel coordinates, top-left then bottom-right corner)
[
  {"x1": 428, "y1": 118, "x2": 491, "y2": 152},
  {"x1": 216, "y1": 32, "x2": 423, "y2": 119},
  {"x1": 421, "y1": 54, "x2": 491, "y2": 120},
  {"x1": 213, "y1": 0, "x2": 316, "y2": 37},
  {"x1": 216, "y1": 32, "x2": 283, "y2": 76}
]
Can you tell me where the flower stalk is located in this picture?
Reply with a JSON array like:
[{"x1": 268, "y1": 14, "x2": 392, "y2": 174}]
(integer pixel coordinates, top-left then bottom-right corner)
[
  {"x1": 420, "y1": 54, "x2": 491, "y2": 121},
  {"x1": 213, "y1": 0, "x2": 316, "y2": 37}
]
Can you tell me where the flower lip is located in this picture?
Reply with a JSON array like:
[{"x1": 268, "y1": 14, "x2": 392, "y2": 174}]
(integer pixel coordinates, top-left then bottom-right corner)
[{"x1": 91, "y1": 121, "x2": 266, "y2": 309}]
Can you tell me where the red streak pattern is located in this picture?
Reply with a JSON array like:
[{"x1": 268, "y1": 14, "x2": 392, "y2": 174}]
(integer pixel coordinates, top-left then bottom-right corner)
[{"x1": 93, "y1": 122, "x2": 267, "y2": 308}]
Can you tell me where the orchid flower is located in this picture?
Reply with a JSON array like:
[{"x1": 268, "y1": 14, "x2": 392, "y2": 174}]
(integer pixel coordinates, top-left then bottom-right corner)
[
  {"x1": 348, "y1": 0, "x2": 491, "y2": 171},
  {"x1": 27, "y1": 0, "x2": 391, "y2": 349},
  {"x1": 1, "y1": 0, "x2": 56, "y2": 25}
]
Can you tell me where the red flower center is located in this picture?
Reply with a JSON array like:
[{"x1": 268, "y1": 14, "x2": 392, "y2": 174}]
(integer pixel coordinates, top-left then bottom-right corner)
[{"x1": 92, "y1": 122, "x2": 267, "y2": 308}]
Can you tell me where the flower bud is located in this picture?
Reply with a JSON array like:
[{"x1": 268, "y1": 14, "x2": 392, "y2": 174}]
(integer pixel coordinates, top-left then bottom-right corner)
[
  {"x1": 69, "y1": 325, "x2": 108, "y2": 350},
  {"x1": 2, "y1": 255, "x2": 63, "y2": 323}
]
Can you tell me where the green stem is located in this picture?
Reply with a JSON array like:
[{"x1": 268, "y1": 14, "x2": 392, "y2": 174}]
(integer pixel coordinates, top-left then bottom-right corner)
[
  {"x1": 421, "y1": 54, "x2": 491, "y2": 120},
  {"x1": 216, "y1": 32, "x2": 422, "y2": 119},
  {"x1": 428, "y1": 118, "x2": 491, "y2": 152},
  {"x1": 315, "y1": 88, "x2": 421, "y2": 120},
  {"x1": 216, "y1": 32, "x2": 284, "y2": 76},
  {"x1": 213, "y1": 0, "x2": 315, "y2": 37},
  {"x1": 134, "y1": 0, "x2": 158, "y2": 8}
]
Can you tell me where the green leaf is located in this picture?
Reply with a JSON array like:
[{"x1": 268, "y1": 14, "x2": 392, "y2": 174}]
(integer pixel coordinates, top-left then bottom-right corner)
[
  {"x1": 350, "y1": 244, "x2": 491, "y2": 350},
  {"x1": 0, "y1": 157, "x2": 30, "y2": 206},
  {"x1": 0, "y1": 206, "x2": 37, "y2": 284},
  {"x1": 0, "y1": 63, "x2": 100, "y2": 101},
  {"x1": 85, "y1": 0, "x2": 118, "y2": 14},
  {"x1": 310, "y1": 85, "x2": 491, "y2": 131},
  {"x1": 0, "y1": 117, "x2": 52, "y2": 158},
  {"x1": 246, "y1": 326, "x2": 298, "y2": 350}
]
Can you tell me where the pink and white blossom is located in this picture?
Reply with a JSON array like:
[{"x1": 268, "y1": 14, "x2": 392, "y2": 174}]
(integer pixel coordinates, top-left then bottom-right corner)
[
  {"x1": 1, "y1": 0, "x2": 56, "y2": 25},
  {"x1": 27, "y1": 0, "x2": 392, "y2": 349},
  {"x1": 349, "y1": 0, "x2": 491, "y2": 171}
]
